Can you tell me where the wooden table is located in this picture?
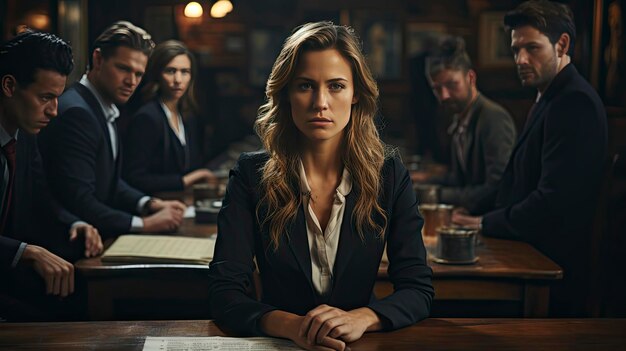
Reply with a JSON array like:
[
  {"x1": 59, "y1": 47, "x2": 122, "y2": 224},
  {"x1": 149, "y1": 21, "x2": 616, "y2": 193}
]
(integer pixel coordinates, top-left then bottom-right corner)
[
  {"x1": 377, "y1": 236, "x2": 563, "y2": 317},
  {"x1": 77, "y1": 191, "x2": 562, "y2": 319},
  {"x1": 76, "y1": 218, "x2": 561, "y2": 320},
  {"x1": 75, "y1": 219, "x2": 217, "y2": 320},
  {"x1": 1, "y1": 319, "x2": 624, "y2": 350}
]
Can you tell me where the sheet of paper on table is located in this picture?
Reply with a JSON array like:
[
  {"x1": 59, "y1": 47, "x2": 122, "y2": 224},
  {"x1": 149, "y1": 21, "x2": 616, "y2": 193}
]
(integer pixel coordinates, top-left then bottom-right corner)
[
  {"x1": 143, "y1": 336, "x2": 304, "y2": 350},
  {"x1": 101, "y1": 235, "x2": 215, "y2": 264}
]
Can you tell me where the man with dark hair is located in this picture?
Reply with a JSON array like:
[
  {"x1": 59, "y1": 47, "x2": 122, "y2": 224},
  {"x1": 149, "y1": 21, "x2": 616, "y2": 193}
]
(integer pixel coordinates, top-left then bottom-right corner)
[
  {"x1": 39, "y1": 21, "x2": 185, "y2": 239},
  {"x1": 454, "y1": 0, "x2": 608, "y2": 316},
  {"x1": 415, "y1": 36, "x2": 516, "y2": 213},
  {"x1": 0, "y1": 31, "x2": 103, "y2": 320}
]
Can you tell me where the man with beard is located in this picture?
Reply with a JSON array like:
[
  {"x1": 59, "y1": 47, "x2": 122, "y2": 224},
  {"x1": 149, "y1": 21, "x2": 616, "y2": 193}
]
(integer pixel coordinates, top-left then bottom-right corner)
[
  {"x1": 453, "y1": 0, "x2": 608, "y2": 316},
  {"x1": 415, "y1": 36, "x2": 516, "y2": 214}
]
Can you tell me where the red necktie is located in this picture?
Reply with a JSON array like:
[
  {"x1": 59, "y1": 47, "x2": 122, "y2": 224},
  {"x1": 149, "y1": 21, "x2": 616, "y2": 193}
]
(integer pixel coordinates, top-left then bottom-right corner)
[{"x1": 0, "y1": 139, "x2": 16, "y2": 234}]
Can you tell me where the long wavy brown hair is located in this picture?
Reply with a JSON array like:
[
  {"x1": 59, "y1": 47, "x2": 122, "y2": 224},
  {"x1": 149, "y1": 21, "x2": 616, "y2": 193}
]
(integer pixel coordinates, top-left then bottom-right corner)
[
  {"x1": 140, "y1": 40, "x2": 198, "y2": 116},
  {"x1": 255, "y1": 21, "x2": 388, "y2": 250}
]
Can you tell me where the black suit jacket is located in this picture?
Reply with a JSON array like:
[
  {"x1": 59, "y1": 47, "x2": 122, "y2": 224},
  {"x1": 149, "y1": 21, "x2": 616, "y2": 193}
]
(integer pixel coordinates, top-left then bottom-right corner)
[
  {"x1": 434, "y1": 94, "x2": 516, "y2": 213},
  {"x1": 482, "y1": 64, "x2": 608, "y2": 315},
  {"x1": 38, "y1": 83, "x2": 144, "y2": 239},
  {"x1": 0, "y1": 132, "x2": 80, "y2": 268},
  {"x1": 208, "y1": 152, "x2": 434, "y2": 335},
  {"x1": 122, "y1": 99, "x2": 203, "y2": 194}
]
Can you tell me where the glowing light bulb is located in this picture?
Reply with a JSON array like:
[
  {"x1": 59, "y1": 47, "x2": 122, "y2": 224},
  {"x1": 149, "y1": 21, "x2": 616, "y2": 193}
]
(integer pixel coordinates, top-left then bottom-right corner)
[
  {"x1": 210, "y1": 0, "x2": 233, "y2": 18},
  {"x1": 184, "y1": 2, "x2": 203, "y2": 18}
]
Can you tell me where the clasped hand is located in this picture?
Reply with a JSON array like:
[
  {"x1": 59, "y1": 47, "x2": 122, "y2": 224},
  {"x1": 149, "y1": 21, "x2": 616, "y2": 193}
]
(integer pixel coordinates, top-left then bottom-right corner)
[{"x1": 294, "y1": 305, "x2": 379, "y2": 351}]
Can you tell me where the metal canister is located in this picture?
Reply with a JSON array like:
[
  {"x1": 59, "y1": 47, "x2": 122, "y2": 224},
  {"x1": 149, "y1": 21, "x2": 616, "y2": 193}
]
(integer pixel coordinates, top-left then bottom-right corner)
[{"x1": 435, "y1": 226, "x2": 478, "y2": 263}]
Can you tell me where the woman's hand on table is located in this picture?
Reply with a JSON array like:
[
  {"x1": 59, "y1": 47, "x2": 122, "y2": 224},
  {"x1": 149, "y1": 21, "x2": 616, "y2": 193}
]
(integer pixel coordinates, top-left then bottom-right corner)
[
  {"x1": 300, "y1": 305, "x2": 382, "y2": 347},
  {"x1": 260, "y1": 310, "x2": 346, "y2": 351}
]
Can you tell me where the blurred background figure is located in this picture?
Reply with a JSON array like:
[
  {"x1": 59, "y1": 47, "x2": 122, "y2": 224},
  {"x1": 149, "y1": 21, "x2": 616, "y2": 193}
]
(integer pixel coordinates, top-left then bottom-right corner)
[
  {"x1": 453, "y1": 0, "x2": 608, "y2": 317},
  {"x1": 414, "y1": 36, "x2": 516, "y2": 214},
  {"x1": 123, "y1": 40, "x2": 215, "y2": 195}
]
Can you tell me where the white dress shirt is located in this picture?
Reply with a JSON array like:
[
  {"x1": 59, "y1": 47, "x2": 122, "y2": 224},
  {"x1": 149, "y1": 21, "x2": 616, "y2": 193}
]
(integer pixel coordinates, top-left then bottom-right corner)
[
  {"x1": 299, "y1": 160, "x2": 352, "y2": 298},
  {"x1": 159, "y1": 101, "x2": 186, "y2": 146},
  {"x1": 79, "y1": 75, "x2": 149, "y2": 231}
]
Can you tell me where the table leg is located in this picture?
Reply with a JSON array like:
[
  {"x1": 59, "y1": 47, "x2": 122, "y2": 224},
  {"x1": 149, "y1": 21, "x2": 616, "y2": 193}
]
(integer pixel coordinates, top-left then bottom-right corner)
[{"x1": 523, "y1": 284, "x2": 550, "y2": 317}]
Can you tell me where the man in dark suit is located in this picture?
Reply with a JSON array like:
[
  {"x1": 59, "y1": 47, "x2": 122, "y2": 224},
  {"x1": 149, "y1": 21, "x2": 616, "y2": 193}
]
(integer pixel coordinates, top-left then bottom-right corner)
[
  {"x1": 39, "y1": 22, "x2": 185, "y2": 239},
  {"x1": 0, "y1": 31, "x2": 103, "y2": 320},
  {"x1": 415, "y1": 36, "x2": 516, "y2": 214},
  {"x1": 453, "y1": 0, "x2": 608, "y2": 316}
]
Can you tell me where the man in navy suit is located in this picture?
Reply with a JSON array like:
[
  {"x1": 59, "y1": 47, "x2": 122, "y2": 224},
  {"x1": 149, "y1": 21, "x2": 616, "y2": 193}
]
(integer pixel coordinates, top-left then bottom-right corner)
[
  {"x1": 453, "y1": 0, "x2": 608, "y2": 316},
  {"x1": 39, "y1": 22, "x2": 186, "y2": 239},
  {"x1": 0, "y1": 31, "x2": 103, "y2": 320}
]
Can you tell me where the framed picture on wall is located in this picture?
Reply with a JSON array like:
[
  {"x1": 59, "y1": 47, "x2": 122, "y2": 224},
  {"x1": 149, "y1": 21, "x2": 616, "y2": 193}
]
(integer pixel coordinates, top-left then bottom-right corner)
[
  {"x1": 351, "y1": 11, "x2": 402, "y2": 80},
  {"x1": 249, "y1": 28, "x2": 285, "y2": 87},
  {"x1": 405, "y1": 22, "x2": 447, "y2": 58},
  {"x1": 592, "y1": 0, "x2": 626, "y2": 108},
  {"x1": 478, "y1": 12, "x2": 514, "y2": 68}
]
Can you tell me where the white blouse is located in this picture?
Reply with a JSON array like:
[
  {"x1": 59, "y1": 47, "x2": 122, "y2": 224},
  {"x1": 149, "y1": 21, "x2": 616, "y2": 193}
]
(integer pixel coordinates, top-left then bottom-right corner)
[
  {"x1": 159, "y1": 101, "x2": 187, "y2": 146},
  {"x1": 298, "y1": 160, "x2": 352, "y2": 298}
]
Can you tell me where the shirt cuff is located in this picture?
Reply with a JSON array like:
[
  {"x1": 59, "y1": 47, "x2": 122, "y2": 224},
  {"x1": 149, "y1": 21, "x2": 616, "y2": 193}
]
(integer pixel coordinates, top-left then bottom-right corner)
[
  {"x1": 131, "y1": 216, "x2": 144, "y2": 232},
  {"x1": 137, "y1": 196, "x2": 151, "y2": 214},
  {"x1": 69, "y1": 221, "x2": 88, "y2": 233},
  {"x1": 12, "y1": 242, "x2": 28, "y2": 268}
]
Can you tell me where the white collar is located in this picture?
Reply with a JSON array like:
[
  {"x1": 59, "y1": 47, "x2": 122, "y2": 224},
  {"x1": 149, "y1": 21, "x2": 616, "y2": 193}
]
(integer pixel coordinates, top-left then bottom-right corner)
[
  {"x1": 298, "y1": 159, "x2": 352, "y2": 198},
  {"x1": 0, "y1": 123, "x2": 18, "y2": 147},
  {"x1": 79, "y1": 74, "x2": 120, "y2": 123}
]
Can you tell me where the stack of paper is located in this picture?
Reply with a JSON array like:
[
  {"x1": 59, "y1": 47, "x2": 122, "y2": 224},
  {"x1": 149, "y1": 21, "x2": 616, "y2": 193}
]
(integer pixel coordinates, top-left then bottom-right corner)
[
  {"x1": 143, "y1": 336, "x2": 304, "y2": 350},
  {"x1": 101, "y1": 235, "x2": 216, "y2": 264}
]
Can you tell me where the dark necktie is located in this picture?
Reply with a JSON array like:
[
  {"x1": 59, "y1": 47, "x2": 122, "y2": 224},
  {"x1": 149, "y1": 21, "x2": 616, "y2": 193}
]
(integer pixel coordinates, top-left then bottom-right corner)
[
  {"x1": 0, "y1": 139, "x2": 16, "y2": 234},
  {"x1": 453, "y1": 121, "x2": 467, "y2": 173}
]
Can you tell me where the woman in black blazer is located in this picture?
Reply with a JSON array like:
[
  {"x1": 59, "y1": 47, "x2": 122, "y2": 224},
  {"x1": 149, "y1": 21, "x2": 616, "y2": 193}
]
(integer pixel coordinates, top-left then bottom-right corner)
[
  {"x1": 123, "y1": 40, "x2": 213, "y2": 194},
  {"x1": 208, "y1": 22, "x2": 433, "y2": 350}
]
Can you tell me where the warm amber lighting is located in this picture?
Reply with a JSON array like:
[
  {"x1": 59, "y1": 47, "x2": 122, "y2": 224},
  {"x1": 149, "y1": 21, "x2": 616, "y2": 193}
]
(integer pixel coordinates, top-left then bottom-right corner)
[
  {"x1": 210, "y1": 0, "x2": 233, "y2": 18},
  {"x1": 27, "y1": 13, "x2": 50, "y2": 30},
  {"x1": 184, "y1": 2, "x2": 203, "y2": 18}
]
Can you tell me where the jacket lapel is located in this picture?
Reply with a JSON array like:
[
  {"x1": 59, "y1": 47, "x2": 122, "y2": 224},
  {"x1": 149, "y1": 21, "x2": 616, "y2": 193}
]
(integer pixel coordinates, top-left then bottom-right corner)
[
  {"x1": 460, "y1": 105, "x2": 480, "y2": 177},
  {"x1": 455, "y1": 95, "x2": 482, "y2": 178},
  {"x1": 168, "y1": 128, "x2": 186, "y2": 172},
  {"x1": 73, "y1": 83, "x2": 116, "y2": 162},
  {"x1": 287, "y1": 204, "x2": 315, "y2": 295},
  {"x1": 509, "y1": 64, "x2": 576, "y2": 159},
  {"x1": 0, "y1": 153, "x2": 7, "y2": 217},
  {"x1": 11, "y1": 137, "x2": 27, "y2": 238},
  {"x1": 182, "y1": 122, "x2": 192, "y2": 170},
  {"x1": 510, "y1": 100, "x2": 548, "y2": 157},
  {"x1": 330, "y1": 190, "x2": 357, "y2": 293},
  {"x1": 158, "y1": 102, "x2": 187, "y2": 172}
]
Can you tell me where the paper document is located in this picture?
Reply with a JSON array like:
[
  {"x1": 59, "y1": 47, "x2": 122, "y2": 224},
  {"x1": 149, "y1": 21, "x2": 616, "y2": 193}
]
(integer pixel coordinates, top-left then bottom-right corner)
[
  {"x1": 143, "y1": 336, "x2": 304, "y2": 350},
  {"x1": 101, "y1": 235, "x2": 215, "y2": 264},
  {"x1": 184, "y1": 206, "x2": 196, "y2": 218}
]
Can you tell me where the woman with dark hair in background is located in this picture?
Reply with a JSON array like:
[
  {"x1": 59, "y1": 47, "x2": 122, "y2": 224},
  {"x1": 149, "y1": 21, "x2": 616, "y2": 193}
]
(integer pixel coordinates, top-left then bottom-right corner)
[
  {"x1": 208, "y1": 22, "x2": 433, "y2": 350},
  {"x1": 123, "y1": 40, "x2": 213, "y2": 194}
]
